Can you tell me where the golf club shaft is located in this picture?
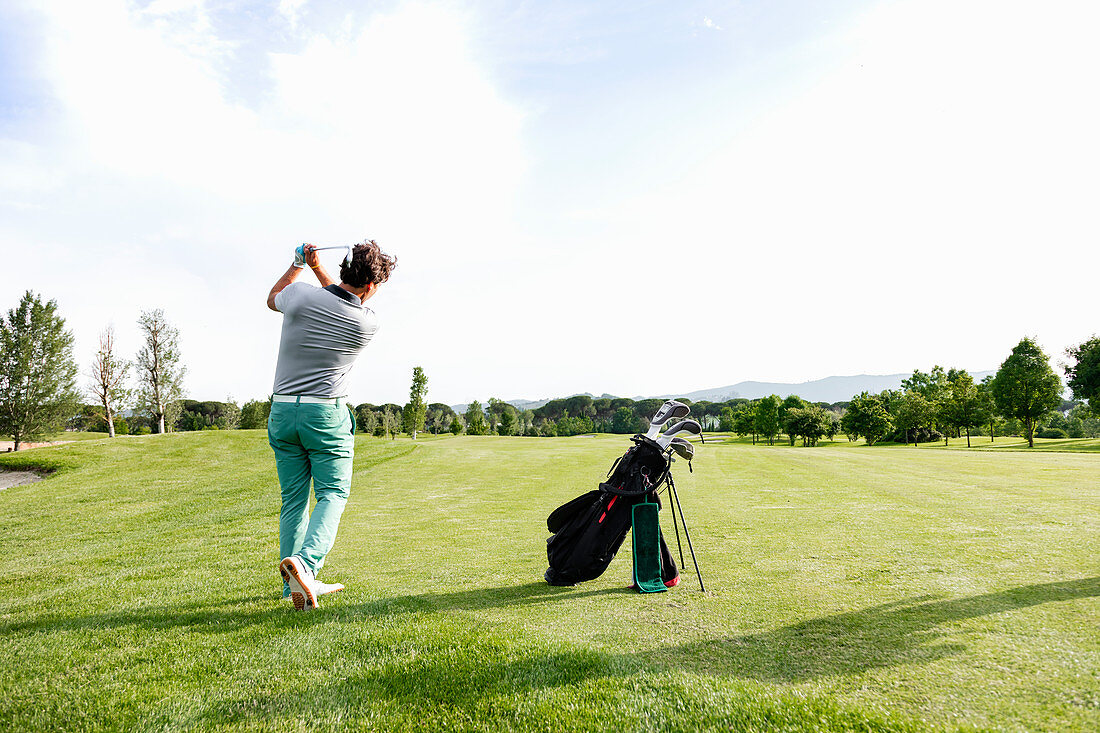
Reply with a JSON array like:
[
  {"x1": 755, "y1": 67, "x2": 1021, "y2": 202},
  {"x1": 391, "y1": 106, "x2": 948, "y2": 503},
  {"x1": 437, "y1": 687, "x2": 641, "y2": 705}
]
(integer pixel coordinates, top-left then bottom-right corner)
[{"x1": 669, "y1": 477, "x2": 706, "y2": 593}]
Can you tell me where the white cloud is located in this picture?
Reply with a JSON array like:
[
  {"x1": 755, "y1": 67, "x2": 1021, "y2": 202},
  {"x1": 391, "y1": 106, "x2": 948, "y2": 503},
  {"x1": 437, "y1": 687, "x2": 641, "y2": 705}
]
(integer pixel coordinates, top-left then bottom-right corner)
[
  {"x1": 3, "y1": 0, "x2": 528, "y2": 404},
  {"x1": 537, "y1": 0, "x2": 1100, "y2": 390},
  {"x1": 703, "y1": 17, "x2": 722, "y2": 31},
  {"x1": 277, "y1": 0, "x2": 309, "y2": 30},
  {"x1": 3, "y1": 0, "x2": 1097, "y2": 405}
]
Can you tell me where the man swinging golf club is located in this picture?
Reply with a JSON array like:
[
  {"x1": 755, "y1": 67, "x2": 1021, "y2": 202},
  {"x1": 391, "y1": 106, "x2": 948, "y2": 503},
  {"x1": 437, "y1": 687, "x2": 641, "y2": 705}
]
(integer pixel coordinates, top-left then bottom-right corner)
[{"x1": 267, "y1": 240, "x2": 397, "y2": 610}]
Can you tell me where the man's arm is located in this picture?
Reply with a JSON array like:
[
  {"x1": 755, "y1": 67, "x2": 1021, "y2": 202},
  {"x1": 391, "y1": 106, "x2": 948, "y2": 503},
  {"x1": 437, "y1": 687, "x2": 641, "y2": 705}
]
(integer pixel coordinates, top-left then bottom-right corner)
[
  {"x1": 267, "y1": 265, "x2": 303, "y2": 312},
  {"x1": 267, "y1": 244, "x2": 336, "y2": 311},
  {"x1": 305, "y1": 246, "x2": 335, "y2": 288}
]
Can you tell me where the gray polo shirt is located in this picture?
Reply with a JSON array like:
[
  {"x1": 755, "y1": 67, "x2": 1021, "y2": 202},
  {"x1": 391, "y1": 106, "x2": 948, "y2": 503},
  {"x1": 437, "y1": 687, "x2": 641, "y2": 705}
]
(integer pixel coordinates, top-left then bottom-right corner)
[{"x1": 272, "y1": 282, "x2": 378, "y2": 398}]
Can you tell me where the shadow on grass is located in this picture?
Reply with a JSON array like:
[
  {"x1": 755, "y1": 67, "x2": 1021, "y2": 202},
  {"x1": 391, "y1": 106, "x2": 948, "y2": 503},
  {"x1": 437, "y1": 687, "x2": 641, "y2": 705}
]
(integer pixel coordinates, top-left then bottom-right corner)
[
  {"x1": 6, "y1": 577, "x2": 1097, "y2": 687},
  {"x1": 649, "y1": 575, "x2": 1100, "y2": 682},
  {"x1": 1, "y1": 582, "x2": 626, "y2": 635},
  {"x1": 169, "y1": 576, "x2": 1098, "y2": 731}
]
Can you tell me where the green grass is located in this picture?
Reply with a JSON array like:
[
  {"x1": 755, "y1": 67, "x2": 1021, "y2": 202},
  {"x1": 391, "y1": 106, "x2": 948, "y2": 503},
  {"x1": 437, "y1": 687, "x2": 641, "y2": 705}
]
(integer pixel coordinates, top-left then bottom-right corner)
[
  {"x1": 709, "y1": 434, "x2": 1100, "y2": 453},
  {"x1": 1, "y1": 433, "x2": 1097, "y2": 731}
]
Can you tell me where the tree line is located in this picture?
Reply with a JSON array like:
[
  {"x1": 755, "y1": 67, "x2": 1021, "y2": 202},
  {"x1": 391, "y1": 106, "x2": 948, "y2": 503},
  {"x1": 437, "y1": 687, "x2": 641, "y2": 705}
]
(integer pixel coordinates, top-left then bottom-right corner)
[
  {"x1": 1, "y1": 291, "x2": 185, "y2": 449},
  {"x1": 837, "y1": 337, "x2": 1099, "y2": 448},
  {"x1": 2, "y1": 290, "x2": 1098, "y2": 448}
]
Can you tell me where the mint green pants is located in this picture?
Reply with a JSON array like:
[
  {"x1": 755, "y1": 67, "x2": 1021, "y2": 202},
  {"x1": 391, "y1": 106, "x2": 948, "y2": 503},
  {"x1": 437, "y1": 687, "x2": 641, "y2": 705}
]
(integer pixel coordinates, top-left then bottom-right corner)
[{"x1": 268, "y1": 399, "x2": 356, "y2": 587}]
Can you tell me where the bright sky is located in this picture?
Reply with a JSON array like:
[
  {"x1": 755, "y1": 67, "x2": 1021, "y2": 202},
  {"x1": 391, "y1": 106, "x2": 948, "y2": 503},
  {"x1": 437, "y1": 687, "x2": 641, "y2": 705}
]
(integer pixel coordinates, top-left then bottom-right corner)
[{"x1": 2, "y1": 0, "x2": 1097, "y2": 406}]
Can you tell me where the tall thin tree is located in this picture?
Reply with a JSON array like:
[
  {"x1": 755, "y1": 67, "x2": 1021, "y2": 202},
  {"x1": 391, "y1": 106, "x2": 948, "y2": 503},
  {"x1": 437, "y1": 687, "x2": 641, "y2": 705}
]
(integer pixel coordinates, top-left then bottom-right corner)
[
  {"x1": 405, "y1": 366, "x2": 428, "y2": 439},
  {"x1": 87, "y1": 326, "x2": 130, "y2": 438},
  {"x1": 135, "y1": 309, "x2": 186, "y2": 434}
]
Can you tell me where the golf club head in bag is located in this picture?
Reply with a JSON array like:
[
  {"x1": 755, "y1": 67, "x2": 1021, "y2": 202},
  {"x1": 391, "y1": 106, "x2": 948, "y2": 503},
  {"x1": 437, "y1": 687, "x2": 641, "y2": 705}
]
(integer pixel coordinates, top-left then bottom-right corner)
[
  {"x1": 657, "y1": 418, "x2": 703, "y2": 449},
  {"x1": 644, "y1": 400, "x2": 691, "y2": 439},
  {"x1": 668, "y1": 436, "x2": 695, "y2": 461}
]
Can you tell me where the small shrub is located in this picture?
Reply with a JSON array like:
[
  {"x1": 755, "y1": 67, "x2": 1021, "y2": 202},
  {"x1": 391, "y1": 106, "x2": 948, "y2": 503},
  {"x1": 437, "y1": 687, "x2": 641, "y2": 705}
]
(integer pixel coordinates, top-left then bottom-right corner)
[{"x1": 1036, "y1": 427, "x2": 1067, "y2": 439}]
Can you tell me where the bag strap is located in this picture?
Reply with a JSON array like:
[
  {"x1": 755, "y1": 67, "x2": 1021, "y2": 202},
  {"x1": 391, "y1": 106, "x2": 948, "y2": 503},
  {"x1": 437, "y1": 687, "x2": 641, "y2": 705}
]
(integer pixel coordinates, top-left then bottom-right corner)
[{"x1": 599, "y1": 482, "x2": 651, "y2": 497}]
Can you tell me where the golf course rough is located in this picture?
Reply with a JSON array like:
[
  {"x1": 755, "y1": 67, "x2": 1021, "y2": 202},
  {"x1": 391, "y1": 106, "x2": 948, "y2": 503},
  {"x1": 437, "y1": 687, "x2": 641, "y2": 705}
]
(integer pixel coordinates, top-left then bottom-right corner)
[{"x1": 0, "y1": 431, "x2": 1096, "y2": 731}]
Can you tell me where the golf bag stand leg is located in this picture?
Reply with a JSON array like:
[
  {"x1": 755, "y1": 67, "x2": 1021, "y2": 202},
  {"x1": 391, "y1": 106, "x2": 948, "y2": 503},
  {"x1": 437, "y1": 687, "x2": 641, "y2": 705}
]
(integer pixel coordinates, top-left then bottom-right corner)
[
  {"x1": 668, "y1": 475, "x2": 706, "y2": 593},
  {"x1": 666, "y1": 476, "x2": 686, "y2": 569}
]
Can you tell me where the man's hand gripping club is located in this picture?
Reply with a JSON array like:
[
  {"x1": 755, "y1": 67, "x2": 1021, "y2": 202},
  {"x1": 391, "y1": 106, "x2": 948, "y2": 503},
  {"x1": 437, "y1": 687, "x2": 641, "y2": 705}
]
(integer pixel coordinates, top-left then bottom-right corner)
[{"x1": 267, "y1": 243, "x2": 336, "y2": 311}]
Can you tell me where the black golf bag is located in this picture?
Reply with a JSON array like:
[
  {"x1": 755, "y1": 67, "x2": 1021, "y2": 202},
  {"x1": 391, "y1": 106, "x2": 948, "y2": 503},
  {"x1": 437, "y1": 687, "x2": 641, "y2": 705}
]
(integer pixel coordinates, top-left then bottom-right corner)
[{"x1": 545, "y1": 436, "x2": 679, "y2": 586}]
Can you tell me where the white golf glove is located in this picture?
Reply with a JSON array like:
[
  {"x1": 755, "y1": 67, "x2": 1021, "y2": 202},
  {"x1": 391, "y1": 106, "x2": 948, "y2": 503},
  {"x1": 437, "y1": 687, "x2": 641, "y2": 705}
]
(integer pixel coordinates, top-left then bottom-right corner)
[{"x1": 293, "y1": 244, "x2": 307, "y2": 268}]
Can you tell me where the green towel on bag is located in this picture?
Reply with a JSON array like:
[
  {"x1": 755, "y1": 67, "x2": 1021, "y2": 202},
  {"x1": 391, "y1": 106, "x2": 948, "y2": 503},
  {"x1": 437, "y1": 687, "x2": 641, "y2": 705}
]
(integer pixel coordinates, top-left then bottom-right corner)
[{"x1": 632, "y1": 499, "x2": 666, "y2": 593}]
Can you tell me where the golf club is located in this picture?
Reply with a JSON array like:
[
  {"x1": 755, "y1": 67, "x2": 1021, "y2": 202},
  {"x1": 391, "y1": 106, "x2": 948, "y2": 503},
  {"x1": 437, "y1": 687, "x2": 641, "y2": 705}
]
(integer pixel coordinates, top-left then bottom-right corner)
[
  {"x1": 644, "y1": 400, "x2": 691, "y2": 439},
  {"x1": 667, "y1": 436, "x2": 695, "y2": 461},
  {"x1": 295, "y1": 244, "x2": 354, "y2": 265},
  {"x1": 656, "y1": 418, "x2": 703, "y2": 449}
]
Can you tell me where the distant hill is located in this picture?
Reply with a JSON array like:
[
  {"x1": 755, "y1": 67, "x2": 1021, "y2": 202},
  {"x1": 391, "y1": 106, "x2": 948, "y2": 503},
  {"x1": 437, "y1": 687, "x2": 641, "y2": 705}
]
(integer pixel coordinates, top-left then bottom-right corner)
[
  {"x1": 451, "y1": 373, "x2": 997, "y2": 412},
  {"x1": 660, "y1": 371, "x2": 995, "y2": 404},
  {"x1": 451, "y1": 394, "x2": 600, "y2": 414}
]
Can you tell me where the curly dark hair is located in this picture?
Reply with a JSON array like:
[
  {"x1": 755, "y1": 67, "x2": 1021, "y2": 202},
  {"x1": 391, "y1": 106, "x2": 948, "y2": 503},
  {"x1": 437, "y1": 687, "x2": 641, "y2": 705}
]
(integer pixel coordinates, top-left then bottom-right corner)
[{"x1": 340, "y1": 240, "x2": 397, "y2": 288}]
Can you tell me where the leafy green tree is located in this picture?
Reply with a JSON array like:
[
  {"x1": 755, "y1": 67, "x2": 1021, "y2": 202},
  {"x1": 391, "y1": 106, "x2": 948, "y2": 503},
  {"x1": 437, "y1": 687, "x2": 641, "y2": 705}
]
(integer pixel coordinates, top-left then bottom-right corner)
[
  {"x1": 778, "y1": 395, "x2": 807, "y2": 445},
  {"x1": 162, "y1": 399, "x2": 184, "y2": 433},
  {"x1": 425, "y1": 403, "x2": 456, "y2": 434},
  {"x1": 941, "y1": 371, "x2": 988, "y2": 447},
  {"x1": 902, "y1": 366, "x2": 950, "y2": 402},
  {"x1": 486, "y1": 398, "x2": 503, "y2": 433},
  {"x1": 86, "y1": 326, "x2": 131, "y2": 439},
  {"x1": 135, "y1": 309, "x2": 186, "y2": 434},
  {"x1": 840, "y1": 392, "x2": 893, "y2": 445},
  {"x1": 1067, "y1": 403, "x2": 1100, "y2": 438},
  {"x1": 498, "y1": 407, "x2": 516, "y2": 436},
  {"x1": 179, "y1": 410, "x2": 206, "y2": 431},
  {"x1": 449, "y1": 415, "x2": 463, "y2": 435},
  {"x1": 70, "y1": 403, "x2": 99, "y2": 431},
  {"x1": 611, "y1": 406, "x2": 641, "y2": 434},
  {"x1": 562, "y1": 395, "x2": 596, "y2": 420},
  {"x1": 977, "y1": 377, "x2": 999, "y2": 442},
  {"x1": 354, "y1": 403, "x2": 376, "y2": 434},
  {"x1": 633, "y1": 398, "x2": 663, "y2": 428},
  {"x1": 1064, "y1": 336, "x2": 1100, "y2": 415},
  {"x1": 0, "y1": 291, "x2": 80, "y2": 450},
  {"x1": 754, "y1": 395, "x2": 781, "y2": 445},
  {"x1": 381, "y1": 406, "x2": 398, "y2": 439},
  {"x1": 718, "y1": 406, "x2": 735, "y2": 433},
  {"x1": 173, "y1": 399, "x2": 237, "y2": 431},
  {"x1": 733, "y1": 403, "x2": 757, "y2": 443},
  {"x1": 520, "y1": 409, "x2": 536, "y2": 436},
  {"x1": 240, "y1": 399, "x2": 271, "y2": 429},
  {"x1": 784, "y1": 406, "x2": 834, "y2": 446},
  {"x1": 902, "y1": 367, "x2": 949, "y2": 435},
  {"x1": 223, "y1": 398, "x2": 241, "y2": 430},
  {"x1": 464, "y1": 400, "x2": 489, "y2": 435},
  {"x1": 404, "y1": 366, "x2": 428, "y2": 439},
  {"x1": 85, "y1": 407, "x2": 130, "y2": 434},
  {"x1": 894, "y1": 392, "x2": 934, "y2": 445},
  {"x1": 989, "y1": 337, "x2": 1063, "y2": 447},
  {"x1": 359, "y1": 408, "x2": 379, "y2": 436}
]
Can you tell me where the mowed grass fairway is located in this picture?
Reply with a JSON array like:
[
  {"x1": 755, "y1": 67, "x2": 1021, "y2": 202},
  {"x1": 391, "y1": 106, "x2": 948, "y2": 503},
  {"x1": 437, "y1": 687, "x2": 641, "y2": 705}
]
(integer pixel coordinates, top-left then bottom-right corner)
[{"x1": 1, "y1": 433, "x2": 1097, "y2": 732}]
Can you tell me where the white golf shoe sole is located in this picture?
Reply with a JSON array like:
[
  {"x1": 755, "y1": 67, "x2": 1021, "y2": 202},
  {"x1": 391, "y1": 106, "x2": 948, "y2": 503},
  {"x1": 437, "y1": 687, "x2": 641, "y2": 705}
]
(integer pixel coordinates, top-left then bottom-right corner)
[{"x1": 280, "y1": 557, "x2": 317, "y2": 611}]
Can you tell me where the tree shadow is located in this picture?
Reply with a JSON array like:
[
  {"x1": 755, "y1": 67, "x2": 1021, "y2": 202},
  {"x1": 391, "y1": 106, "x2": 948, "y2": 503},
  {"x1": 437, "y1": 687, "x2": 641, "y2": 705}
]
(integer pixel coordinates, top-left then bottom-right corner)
[
  {"x1": 192, "y1": 576, "x2": 1099, "y2": 724},
  {"x1": 6, "y1": 576, "x2": 1096, "y2": 689},
  {"x1": 639, "y1": 575, "x2": 1100, "y2": 683}
]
